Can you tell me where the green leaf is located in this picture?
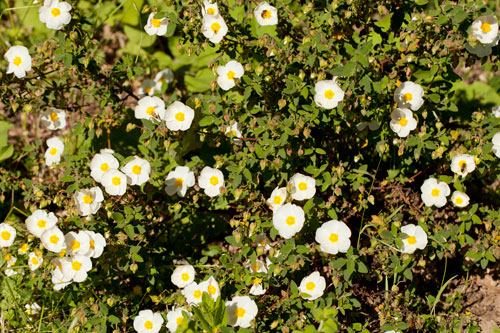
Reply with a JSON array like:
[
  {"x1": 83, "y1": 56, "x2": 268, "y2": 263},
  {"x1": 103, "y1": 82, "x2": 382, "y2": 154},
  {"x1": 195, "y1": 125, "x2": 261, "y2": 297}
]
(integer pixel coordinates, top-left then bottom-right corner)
[{"x1": 375, "y1": 13, "x2": 393, "y2": 32}]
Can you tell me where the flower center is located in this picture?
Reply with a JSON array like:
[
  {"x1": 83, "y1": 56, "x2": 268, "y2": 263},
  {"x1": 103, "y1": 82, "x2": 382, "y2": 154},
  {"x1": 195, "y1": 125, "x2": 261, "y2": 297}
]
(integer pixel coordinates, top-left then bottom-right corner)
[
  {"x1": 252, "y1": 262, "x2": 260, "y2": 271},
  {"x1": 211, "y1": 22, "x2": 221, "y2": 33},
  {"x1": 261, "y1": 9, "x2": 272, "y2": 19},
  {"x1": 49, "y1": 235, "x2": 59, "y2": 244},
  {"x1": 407, "y1": 235, "x2": 416, "y2": 245},
  {"x1": 458, "y1": 160, "x2": 467, "y2": 170},
  {"x1": 13, "y1": 57, "x2": 22, "y2": 66},
  {"x1": 72, "y1": 261, "x2": 82, "y2": 271},
  {"x1": 253, "y1": 278, "x2": 262, "y2": 285},
  {"x1": 431, "y1": 188, "x2": 440, "y2": 197},
  {"x1": 90, "y1": 240, "x2": 95, "y2": 249},
  {"x1": 227, "y1": 70, "x2": 235, "y2": 80},
  {"x1": 144, "y1": 320, "x2": 153, "y2": 329},
  {"x1": 51, "y1": 7, "x2": 60, "y2": 17},
  {"x1": 112, "y1": 176, "x2": 121, "y2": 186},
  {"x1": 82, "y1": 194, "x2": 93, "y2": 204},
  {"x1": 50, "y1": 112, "x2": 59, "y2": 122},
  {"x1": 456, "y1": 197, "x2": 463, "y2": 205},
  {"x1": 481, "y1": 22, "x2": 491, "y2": 33},
  {"x1": 398, "y1": 117, "x2": 407, "y2": 126},
  {"x1": 71, "y1": 240, "x2": 80, "y2": 251},
  {"x1": 20, "y1": 243, "x2": 28, "y2": 252},
  {"x1": 181, "y1": 272, "x2": 190, "y2": 281},
  {"x1": 146, "y1": 106, "x2": 155, "y2": 115},
  {"x1": 132, "y1": 165, "x2": 142, "y2": 175},
  {"x1": 324, "y1": 89, "x2": 335, "y2": 100},
  {"x1": 209, "y1": 176, "x2": 219, "y2": 186},
  {"x1": 207, "y1": 7, "x2": 215, "y2": 15},
  {"x1": 306, "y1": 281, "x2": 315, "y2": 291},
  {"x1": 144, "y1": 87, "x2": 152, "y2": 94},
  {"x1": 403, "y1": 92, "x2": 413, "y2": 102},
  {"x1": 273, "y1": 195, "x2": 282, "y2": 205},
  {"x1": 329, "y1": 233, "x2": 339, "y2": 243},
  {"x1": 174, "y1": 178, "x2": 184, "y2": 187},
  {"x1": 31, "y1": 257, "x2": 39, "y2": 265},
  {"x1": 151, "y1": 19, "x2": 162, "y2": 28},
  {"x1": 37, "y1": 220, "x2": 47, "y2": 228},
  {"x1": 235, "y1": 307, "x2": 246, "y2": 318},
  {"x1": 1, "y1": 231, "x2": 10, "y2": 240},
  {"x1": 286, "y1": 216, "x2": 295, "y2": 226},
  {"x1": 208, "y1": 285, "x2": 217, "y2": 294},
  {"x1": 175, "y1": 112, "x2": 185, "y2": 121},
  {"x1": 193, "y1": 290, "x2": 202, "y2": 299},
  {"x1": 298, "y1": 181, "x2": 307, "y2": 191},
  {"x1": 50, "y1": 148, "x2": 58, "y2": 156},
  {"x1": 100, "y1": 163, "x2": 109, "y2": 172},
  {"x1": 176, "y1": 317, "x2": 183, "y2": 325},
  {"x1": 231, "y1": 130, "x2": 237, "y2": 137}
]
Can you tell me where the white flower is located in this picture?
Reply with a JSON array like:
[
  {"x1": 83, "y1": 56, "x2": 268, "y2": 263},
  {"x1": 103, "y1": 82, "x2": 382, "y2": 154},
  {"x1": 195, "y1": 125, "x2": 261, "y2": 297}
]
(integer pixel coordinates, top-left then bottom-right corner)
[
  {"x1": 18, "y1": 243, "x2": 29, "y2": 254},
  {"x1": 4, "y1": 254, "x2": 17, "y2": 276},
  {"x1": 28, "y1": 252, "x2": 43, "y2": 271},
  {"x1": 400, "y1": 224, "x2": 427, "y2": 254},
  {"x1": 122, "y1": 156, "x2": 151, "y2": 186},
  {"x1": 163, "y1": 101, "x2": 195, "y2": 131},
  {"x1": 394, "y1": 81, "x2": 424, "y2": 111},
  {"x1": 165, "y1": 166, "x2": 196, "y2": 197},
  {"x1": 40, "y1": 227, "x2": 65, "y2": 253},
  {"x1": 272, "y1": 203, "x2": 305, "y2": 239},
  {"x1": 40, "y1": 107, "x2": 66, "y2": 130},
  {"x1": 39, "y1": 0, "x2": 71, "y2": 30},
  {"x1": 217, "y1": 60, "x2": 244, "y2": 91},
  {"x1": 289, "y1": 173, "x2": 316, "y2": 201},
  {"x1": 249, "y1": 278, "x2": 266, "y2": 296},
  {"x1": 202, "y1": 0, "x2": 219, "y2": 16},
  {"x1": 135, "y1": 96, "x2": 166, "y2": 121},
  {"x1": 201, "y1": 14, "x2": 228, "y2": 44},
  {"x1": 133, "y1": 309, "x2": 164, "y2": 333},
  {"x1": 254, "y1": 2, "x2": 278, "y2": 26},
  {"x1": 166, "y1": 307, "x2": 191, "y2": 333},
  {"x1": 226, "y1": 296, "x2": 258, "y2": 328},
  {"x1": 82, "y1": 230, "x2": 106, "y2": 258},
  {"x1": 267, "y1": 186, "x2": 287, "y2": 211},
  {"x1": 450, "y1": 154, "x2": 476, "y2": 178},
  {"x1": 315, "y1": 220, "x2": 351, "y2": 255},
  {"x1": 138, "y1": 79, "x2": 157, "y2": 96},
  {"x1": 420, "y1": 177, "x2": 450, "y2": 208},
  {"x1": 5, "y1": 45, "x2": 32, "y2": 78},
  {"x1": 182, "y1": 281, "x2": 206, "y2": 305},
  {"x1": 492, "y1": 132, "x2": 500, "y2": 158},
  {"x1": 45, "y1": 137, "x2": 64, "y2": 167},
  {"x1": 390, "y1": 108, "x2": 417, "y2": 138},
  {"x1": 198, "y1": 166, "x2": 224, "y2": 197},
  {"x1": 451, "y1": 190, "x2": 470, "y2": 208},
  {"x1": 199, "y1": 276, "x2": 220, "y2": 300},
  {"x1": 492, "y1": 105, "x2": 500, "y2": 118},
  {"x1": 65, "y1": 231, "x2": 91, "y2": 257},
  {"x1": 26, "y1": 209, "x2": 58, "y2": 238},
  {"x1": 314, "y1": 79, "x2": 345, "y2": 110},
  {"x1": 471, "y1": 15, "x2": 499, "y2": 45},
  {"x1": 357, "y1": 120, "x2": 381, "y2": 131},
  {"x1": 0, "y1": 223, "x2": 16, "y2": 248},
  {"x1": 171, "y1": 264, "x2": 196, "y2": 288},
  {"x1": 101, "y1": 169, "x2": 127, "y2": 196},
  {"x1": 248, "y1": 259, "x2": 268, "y2": 273},
  {"x1": 25, "y1": 303, "x2": 41, "y2": 316},
  {"x1": 60, "y1": 255, "x2": 92, "y2": 282},
  {"x1": 225, "y1": 122, "x2": 243, "y2": 143},
  {"x1": 74, "y1": 187, "x2": 104, "y2": 217},
  {"x1": 144, "y1": 13, "x2": 168, "y2": 36},
  {"x1": 90, "y1": 152, "x2": 119, "y2": 183},
  {"x1": 298, "y1": 271, "x2": 326, "y2": 300},
  {"x1": 154, "y1": 68, "x2": 174, "y2": 90},
  {"x1": 51, "y1": 265, "x2": 72, "y2": 290}
]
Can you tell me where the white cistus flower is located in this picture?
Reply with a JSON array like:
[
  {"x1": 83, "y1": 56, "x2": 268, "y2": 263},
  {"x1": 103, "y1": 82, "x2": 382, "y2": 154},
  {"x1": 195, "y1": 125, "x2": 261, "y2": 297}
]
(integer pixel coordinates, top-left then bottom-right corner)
[
  {"x1": 400, "y1": 224, "x2": 428, "y2": 254},
  {"x1": 90, "y1": 152, "x2": 119, "y2": 183},
  {"x1": 121, "y1": 156, "x2": 151, "y2": 186},
  {"x1": 202, "y1": 0, "x2": 219, "y2": 16},
  {"x1": 26, "y1": 209, "x2": 58, "y2": 238},
  {"x1": 163, "y1": 101, "x2": 195, "y2": 131},
  {"x1": 171, "y1": 264, "x2": 196, "y2": 288},
  {"x1": 144, "y1": 13, "x2": 168, "y2": 36},
  {"x1": 217, "y1": 60, "x2": 244, "y2": 91},
  {"x1": 492, "y1": 132, "x2": 500, "y2": 158},
  {"x1": 0, "y1": 223, "x2": 16, "y2": 248},
  {"x1": 5, "y1": 45, "x2": 32, "y2": 79},
  {"x1": 450, "y1": 154, "x2": 476, "y2": 178},
  {"x1": 201, "y1": 14, "x2": 228, "y2": 44},
  {"x1": 254, "y1": 2, "x2": 278, "y2": 26},
  {"x1": 225, "y1": 296, "x2": 258, "y2": 328},
  {"x1": 298, "y1": 271, "x2": 326, "y2": 300},
  {"x1": 272, "y1": 203, "x2": 305, "y2": 239},
  {"x1": 65, "y1": 231, "x2": 91, "y2": 257},
  {"x1": 133, "y1": 309, "x2": 164, "y2": 333},
  {"x1": 225, "y1": 122, "x2": 243, "y2": 143},
  {"x1": 101, "y1": 169, "x2": 127, "y2": 196},
  {"x1": 154, "y1": 68, "x2": 174, "y2": 90},
  {"x1": 138, "y1": 79, "x2": 157, "y2": 96},
  {"x1": 267, "y1": 186, "x2": 287, "y2": 211},
  {"x1": 135, "y1": 96, "x2": 166, "y2": 121},
  {"x1": 74, "y1": 187, "x2": 104, "y2": 216},
  {"x1": 40, "y1": 227, "x2": 65, "y2": 253},
  {"x1": 289, "y1": 173, "x2": 316, "y2": 201},
  {"x1": 390, "y1": 108, "x2": 417, "y2": 138},
  {"x1": 420, "y1": 177, "x2": 450, "y2": 208},
  {"x1": 315, "y1": 220, "x2": 351, "y2": 255},
  {"x1": 394, "y1": 81, "x2": 424, "y2": 111},
  {"x1": 165, "y1": 166, "x2": 195, "y2": 197},
  {"x1": 45, "y1": 137, "x2": 64, "y2": 167},
  {"x1": 451, "y1": 190, "x2": 470, "y2": 208},
  {"x1": 38, "y1": 0, "x2": 72, "y2": 30},
  {"x1": 471, "y1": 15, "x2": 499, "y2": 45},
  {"x1": 41, "y1": 107, "x2": 67, "y2": 130},
  {"x1": 198, "y1": 166, "x2": 224, "y2": 197},
  {"x1": 314, "y1": 79, "x2": 345, "y2": 109}
]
